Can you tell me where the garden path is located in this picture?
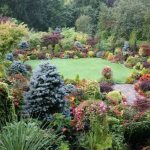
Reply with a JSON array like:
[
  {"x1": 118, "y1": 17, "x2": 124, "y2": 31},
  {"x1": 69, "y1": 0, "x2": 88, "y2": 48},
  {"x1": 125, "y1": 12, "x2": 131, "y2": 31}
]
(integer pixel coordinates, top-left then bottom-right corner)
[{"x1": 113, "y1": 84, "x2": 139, "y2": 104}]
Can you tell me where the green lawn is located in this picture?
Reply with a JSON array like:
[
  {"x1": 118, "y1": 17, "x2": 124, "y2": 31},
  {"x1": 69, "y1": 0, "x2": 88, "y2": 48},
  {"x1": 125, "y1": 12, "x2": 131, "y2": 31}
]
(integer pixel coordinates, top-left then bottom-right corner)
[{"x1": 26, "y1": 58, "x2": 132, "y2": 83}]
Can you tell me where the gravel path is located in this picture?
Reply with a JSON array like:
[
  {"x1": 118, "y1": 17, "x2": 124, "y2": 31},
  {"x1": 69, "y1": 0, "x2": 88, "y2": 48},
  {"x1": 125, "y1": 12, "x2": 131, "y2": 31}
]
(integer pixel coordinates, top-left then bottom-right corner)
[{"x1": 113, "y1": 84, "x2": 138, "y2": 104}]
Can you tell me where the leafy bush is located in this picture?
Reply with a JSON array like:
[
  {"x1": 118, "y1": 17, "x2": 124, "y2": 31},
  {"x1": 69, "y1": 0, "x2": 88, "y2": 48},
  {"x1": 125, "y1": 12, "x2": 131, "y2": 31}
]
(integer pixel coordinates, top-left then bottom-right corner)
[
  {"x1": 42, "y1": 30, "x2": 63, "y2": 55},
  {"x1": 124, "y1": 121, "x2": 150, "y2": 149},
  {"x1": 42, "y1": 33, "x2": 60, "y2": 47},
  {"x1": 79, "y1": 115, "x2": 112, "y2": 150},
  {"x1": 124, "y1": 56, "x2": 140, "y2": 68},
  {"x1": 100, "y1": 83, "x2": 113, "y2": 93},
  {"x1": 29, "y1": 54, "x2": 37, "y2": 60},
  {"x1": 0, "y1": 20, "x2": 28, "y2": 59},
  {"x1": 84, "y1": 81, "x2": 101, "y2": 99},
  {"x1": 8, "y1": 61, "x2": 28, "y2": 76},
  {"x1": 102, "y1": 66, "x2": 113, "y2": 79},
  {"x1": 28, "y1": 32, "x2": 44, "y2": 49},
  {"x1": 61, "y1": 28, "x2": 76, "y2": 50},
  {"x1": 19, "y1": 41, "x2": 29, "y2": 50},
  {"x1": 107, "y1": 53, "x2": 114, "y2": 61},
  {"x1": 134, "y1": 97, "x2": 150, "y2": 112},
  {"x1": 86, "y1": 36, "x2": 98, "y2": 48},
  {"x1": 73, "y1": 100, "x2": 108, "y2": 130},
  {"x1": 37, "y1": 52, "x2": 46, "y2": 60},
  {"x1": 143, "y1": 61, "x2": 150, "y2": 69},
  {"x1": 88, "y1": 51, "x2": 95, "y2": 57},
  {"x1": 126, "y1": 70, "x2": 141, "y2": 84},
  {"x1": 100, "y1": 66, "x2": 114, "y2": 85},
  {"x1": 0, "y1": 121, "x2": 63, "y2": 150},
  {"x1": 134, "y1": 74, "x2": 150, "y2": 98},
  {"x1": 107, "y1": 91, "x2": 123, "y2": 104},
  {"x1": 133, "y1": 62, "x2": 143, "y2": 70},
  {"x1": 0, "y1": 64, "x2": 6, "y2": 78},
  {"x1": 110, "y1": 124, "x2": 127, "y2": 150},
  {"x1": 0, "y1": 82, "x2": 15, "y2": 127},
  {"x1": 6, "y1": 53, "x2": 14, "y2": 61},
  {"x1": 8, "y1": 73, "x2": 28, "y2": 116},
  {"x1": 123, "y1": 41, "x2": 129, "y2": 51},
  {"x1": 59, "y1": 142, "x2": 70, "y2": 150},
  {"x1": 96, "y1": 51, "x2": 105, "y2": 58},
  {"x1": 75, "y1": 15, "x2": 92, "y2": 34},
  {"x1": 139, "y1": 44, "x2": 150, "y2": 57},
  {"x1": 24, "y1": 63, "x2": 73, "y2": 121}
]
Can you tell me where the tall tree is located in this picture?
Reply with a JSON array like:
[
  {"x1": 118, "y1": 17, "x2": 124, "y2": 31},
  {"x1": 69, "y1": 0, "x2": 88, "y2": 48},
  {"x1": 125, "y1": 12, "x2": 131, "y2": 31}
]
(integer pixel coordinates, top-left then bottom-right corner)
[{"x1": 0, "y1": 0, "x2": 75, "y2": 30}]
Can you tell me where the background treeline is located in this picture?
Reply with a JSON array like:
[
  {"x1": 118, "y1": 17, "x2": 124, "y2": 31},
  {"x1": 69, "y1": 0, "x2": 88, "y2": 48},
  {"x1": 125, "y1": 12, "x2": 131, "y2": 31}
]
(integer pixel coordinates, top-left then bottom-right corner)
[{"x1": 0, "y1": 0, "x2": 150, "y2": 41}]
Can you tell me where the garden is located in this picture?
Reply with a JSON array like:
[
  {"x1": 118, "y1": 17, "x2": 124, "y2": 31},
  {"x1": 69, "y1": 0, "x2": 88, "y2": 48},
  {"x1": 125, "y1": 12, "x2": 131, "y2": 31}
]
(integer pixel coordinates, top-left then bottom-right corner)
[{"x1": 0, "y1": 0, "x2": 150, "y2": 150}]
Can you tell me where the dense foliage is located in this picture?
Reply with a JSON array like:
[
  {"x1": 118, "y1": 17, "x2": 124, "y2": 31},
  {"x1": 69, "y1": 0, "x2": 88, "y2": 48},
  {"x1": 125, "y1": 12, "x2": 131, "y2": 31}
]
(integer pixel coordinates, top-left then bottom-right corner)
[
  {"x1": 0, "y1": 121, "x2": 62, "y2": 150},
  {"x1": 0, "y1": 0, "x2": 149, "y2": 42},
  {"x1": 8, "y1": 61, "x2": 28, "y2": 77},
  {"x1": 0, "y1": 82, "x2": 14, "y2": 127},
  {"x1": 25, "y1": 63, "x2": 73, "y2": 121},
  {"x1": 0, "y1": 19, "x2": 28, "y2": 60},
  {"x1": 0, "y1": 0, "x2": 150, "y2": 149}
]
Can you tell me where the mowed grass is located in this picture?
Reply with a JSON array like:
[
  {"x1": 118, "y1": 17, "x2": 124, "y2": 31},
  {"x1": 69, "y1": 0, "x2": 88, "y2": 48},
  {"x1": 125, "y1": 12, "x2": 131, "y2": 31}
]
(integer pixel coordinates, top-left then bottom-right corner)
[{"x1": 26, "y1": 58, "x2": 132, "y2": 83}]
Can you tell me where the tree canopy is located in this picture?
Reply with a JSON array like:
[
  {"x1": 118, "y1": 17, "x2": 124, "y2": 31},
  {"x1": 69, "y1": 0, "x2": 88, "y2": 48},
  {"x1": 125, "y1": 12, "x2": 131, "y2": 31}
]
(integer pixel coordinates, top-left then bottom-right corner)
[{"x1": 0, "y1": 0, "x2": 149, "y2": 41}]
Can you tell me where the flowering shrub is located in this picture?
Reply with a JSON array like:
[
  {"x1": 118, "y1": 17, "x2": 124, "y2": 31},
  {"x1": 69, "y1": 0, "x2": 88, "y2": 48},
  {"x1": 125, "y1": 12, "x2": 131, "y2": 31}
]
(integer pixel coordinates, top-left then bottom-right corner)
[
  {"x1": 73, "y1": 100, "x2": 107, "y2": 130},
  {"x1": 134, "y1": 74, "x2": 150, "y2": 98}
]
